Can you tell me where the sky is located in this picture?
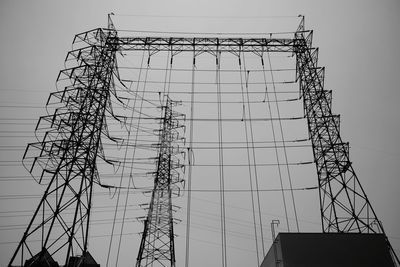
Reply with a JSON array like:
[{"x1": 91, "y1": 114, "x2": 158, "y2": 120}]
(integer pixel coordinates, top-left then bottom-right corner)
[{"x1": 0, "y1": 0, "x2": 400, "y2": 266}]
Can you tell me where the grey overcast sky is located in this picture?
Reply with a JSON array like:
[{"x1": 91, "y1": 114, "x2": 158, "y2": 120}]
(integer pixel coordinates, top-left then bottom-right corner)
[{"x1": 0, "y1": 0, "x2": 400, "y2": 266}]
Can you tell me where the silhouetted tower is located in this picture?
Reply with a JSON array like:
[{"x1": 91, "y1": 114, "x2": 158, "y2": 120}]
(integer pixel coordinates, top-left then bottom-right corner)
[
  {"x1": 136, "y1": 97, "x2": 185, "y2": 267},
  {"x1": 8, "y1": 26, "x2": 118, "y2": 267},
  {"x1": 294, "y1": 18, "x2": 399, "y2": 264}
]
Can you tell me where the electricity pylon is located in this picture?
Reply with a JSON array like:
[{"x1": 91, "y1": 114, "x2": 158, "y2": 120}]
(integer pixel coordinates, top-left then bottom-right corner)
[
  {"x1": 136, "y1": 97, "x2": 185, "y2": 267},
  {"x1": 9, "y1": 27, "x2": 118, "y2": 266},
  {"x1": 294, "y1": 17, "x2": 399, "y2": 264}
]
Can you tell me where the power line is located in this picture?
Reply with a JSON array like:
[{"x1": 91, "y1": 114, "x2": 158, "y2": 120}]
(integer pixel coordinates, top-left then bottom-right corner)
[{"x1": 113, "y1": 13, "x2": 299, "y2": 19}]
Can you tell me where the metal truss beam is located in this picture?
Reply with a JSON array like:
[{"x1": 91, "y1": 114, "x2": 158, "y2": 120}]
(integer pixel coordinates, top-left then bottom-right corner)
[
  {"x1": 112, "y1": 36, "x2": 297, "y2": 54},
  {"x1": 74, "y1": 28, "x2": 299, "y2": 54}
]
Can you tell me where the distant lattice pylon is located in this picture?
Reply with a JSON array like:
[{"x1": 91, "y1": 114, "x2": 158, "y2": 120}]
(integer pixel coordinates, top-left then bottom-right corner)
[{"x1": 136, "y1": 97, "x2": 185, "y2": 267}]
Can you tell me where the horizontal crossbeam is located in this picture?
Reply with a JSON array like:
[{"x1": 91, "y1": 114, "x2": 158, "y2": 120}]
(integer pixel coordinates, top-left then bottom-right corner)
[{"x1": 110, "y1": 35, "x2": 302, "y2": 54}]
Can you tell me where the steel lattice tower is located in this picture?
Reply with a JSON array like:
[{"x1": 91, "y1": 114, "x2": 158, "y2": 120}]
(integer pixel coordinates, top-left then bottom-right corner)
[
  {"x1": 9, "y1": 26, "x2": 118, "y2": 266},
  {"x1": 136, "y1": 97, "x2": 185, "y2": 267},
  {"x1": 294, "y1": 23, "x2": 378, "y2": 234},
  {"x1": 294, "y1": 19, "x2": 399, "y2": 264}
]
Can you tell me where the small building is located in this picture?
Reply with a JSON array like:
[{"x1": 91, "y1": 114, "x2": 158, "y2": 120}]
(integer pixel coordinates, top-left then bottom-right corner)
[{"x1": 261, "y1": 233, "x2": 395, "y2": 267}]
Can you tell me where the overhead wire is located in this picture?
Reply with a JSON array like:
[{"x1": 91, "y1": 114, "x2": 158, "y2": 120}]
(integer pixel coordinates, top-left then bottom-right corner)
[
  {"x1": 0, "y1": 116, "x2": 306, "y2": 123},
  {"x1": 189, "y1": 194, "x2": 313, "y2": 228},
  {"x1": 184, "y1": 49, "x2": 196, "y2": 267},
  {"x1": 109, "y1": 28, "x2": 300, "y2": 36},
  {"x1": 106, "y1": 49, "x2": 146, "y2": 267},
  {"x1": 0, "y1": 233, "x2": 260, "y2": 256},
  {"x1": 0, "y1": 88, "x2": 299, "y2": 94},
  {"x1": 111, "y1": 79, "x2": 296, "y2": 86},
  {"x1": 261, "y1": 52, "x2": 290, "y2": 232},
  {"x1": 238, "y1": 51, "x2": 260, "y2": 266},
  {"x1": 114, "y1": 89, "x2": 299, "y2": 95},
  {"x1": 0, "y1": 96, "x2": 301, "y2": 106},
  {"x1": 0, "y1": 214, "x2": 294, "y2": 255},
  {"x1": 112, "y1": 13, "x2": 299, "y2": 19},
  {"x1": 0, "y1": 191, "x2": 319, "y2": 228},
  {"x1": 265, "y1": 50, "x2": 300, "y2": 232},
  {"x1": 0, "y1": 186, "x2": 318, "y2": 201},
  {"x1": 216, "y1": 51, "x2": 227, "y2": 267},
  {"x1": 0, "y1": 138, "x2": 310, "y2": 146},
  {"x1": 242, "y1": 51, "x2": 266, "y2": 257},
  {"x1": 118, "y1": 66, "x2": 295, "y2": 73},
  {"x1": 0, "y1": 161, "x2": 314, "y2": 168},
  {"x1": 117, "y1": 51, "x2": 159, "y2": 266}
]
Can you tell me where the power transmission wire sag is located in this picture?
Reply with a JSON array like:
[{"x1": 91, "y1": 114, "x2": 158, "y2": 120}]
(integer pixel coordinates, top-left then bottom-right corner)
[
  {"x1": 216, "y1": 51, "x2": 228, "y2": 267},
  {"x1": 238, "y1": 51, "x2": 260, "y2": 266},
  {"x1": 265, "y1": 50, "x2": 300, "y2": 232}
]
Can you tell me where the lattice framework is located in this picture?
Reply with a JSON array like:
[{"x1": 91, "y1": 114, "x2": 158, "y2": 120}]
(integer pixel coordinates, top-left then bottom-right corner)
[{"x1": 9, "y1": 18, "x2": 399, "y2": 266}]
